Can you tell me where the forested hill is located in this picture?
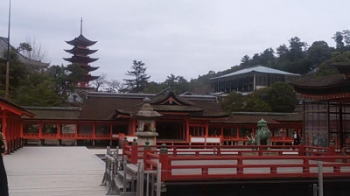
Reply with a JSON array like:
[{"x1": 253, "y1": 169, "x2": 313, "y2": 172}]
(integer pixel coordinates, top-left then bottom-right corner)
[
  {"x1": 2, "y1": 30, "x2": 350, "y2": 106},
  {"x1": 187, "y1": 30, "x2": 350, "y2": 94}
]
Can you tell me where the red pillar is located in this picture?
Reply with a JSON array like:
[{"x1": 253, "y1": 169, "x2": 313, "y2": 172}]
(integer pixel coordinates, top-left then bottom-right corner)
[
  {"x1": 109, "y1": 123, "x2": 113, "y2": 139},
  {"x1": 38, "y1": 121, "x2": 43, "y2": 139},
  {"x1": 129, "y1": 119, "x2": 137, "y2": 136},
  {"x1": 92, "y1": 123, "x2": 96, "y2": 139},
  {"x1": 185, "y1": 119, "x2": 190, "y2": 143},
  {"x1": 2, "y1": 111, "x2": 8, "y2": 153},
  {"x1": 204, "y1": 122, "x2": 209, "y2": 145}
]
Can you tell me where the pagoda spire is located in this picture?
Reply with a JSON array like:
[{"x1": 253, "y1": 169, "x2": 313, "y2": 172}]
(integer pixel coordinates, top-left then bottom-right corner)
[
  {"x1": 80, "y1": 17, "x2": 83, "y2": 35},
  {"x1": 64, "y1": 19, "x2": 99, "y2": 88}
]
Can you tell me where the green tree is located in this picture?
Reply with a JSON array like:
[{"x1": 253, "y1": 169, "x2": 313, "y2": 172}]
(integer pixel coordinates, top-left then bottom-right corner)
[
  {"x1": 307, "y1": 41, "x2": 332, "y2": 70},
  {"x1": 66, "y1": 63, "x2": 89, "y2": 84},
  {"x1": 142, "y1": 81, "x2": 166, "y2": 94},
  {"x1": 13, "y1": 72, "x2": 64, "y2": 106},
  {"x1": 259, "y1": 82, "x2": 297, "y2": 112},
  {"x1": 47, "y1": 65, "x2": 72, "y2": 97},
  {"x1": 124, "y1": 60, "x2": 150, "y2": 92},
  {"x1": 164, "y1": 74, "x2": 189, "y2": 94},
  {"x1": 244, "y1": 95, "x2": 271, "y2": 112},
  {"x1": 240, "y1": 55, "x2": 250, "y2": 67},
  {"x1": 221, "y1": 92, "x2": 245, "y2": 112},
  {"x1": 333, "y1": 31, "x2": 344, "y2": 50}
]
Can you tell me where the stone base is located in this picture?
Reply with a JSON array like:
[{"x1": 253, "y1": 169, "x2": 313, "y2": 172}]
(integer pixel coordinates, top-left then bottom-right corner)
[{"x1": 136, "y1": 131, "x2": 158, "y2": 146}]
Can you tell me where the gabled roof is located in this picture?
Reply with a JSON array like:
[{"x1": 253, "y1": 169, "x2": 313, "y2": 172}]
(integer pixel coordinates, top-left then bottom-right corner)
[
  {"x1": 150, "y1": 91, "x2": 193, "y2": 106},
  {"x1": 210, "y1": 112, "x2": 302, "y2": 124},
  {"x1": 211, "y1": 65, "x2": 300, "y2": 80},
  {"x1": 79, "y1": 92, "x2": 227, "y2": 120}
]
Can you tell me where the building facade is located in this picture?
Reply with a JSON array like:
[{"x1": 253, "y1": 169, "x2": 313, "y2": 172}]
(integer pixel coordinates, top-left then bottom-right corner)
[
  {"x1": 292, "y1": 64, "x2": 350, "y2": 148},
  {"x1": 211, "y1": 65, "x2": 299, "y2": 93},
  {"x1": 18, "y1": 91, "x2": 302, "y2": 147}
]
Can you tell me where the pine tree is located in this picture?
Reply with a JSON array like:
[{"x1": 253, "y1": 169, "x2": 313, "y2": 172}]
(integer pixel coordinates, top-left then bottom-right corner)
[{"x1": 124, "y1": 60, "x2": 150, "y2": 92}]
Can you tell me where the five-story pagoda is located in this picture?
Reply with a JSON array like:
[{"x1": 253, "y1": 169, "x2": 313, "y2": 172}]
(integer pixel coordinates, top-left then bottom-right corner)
[{"x1": 64, "y1": 20, "x2": 99, "y2": 88}]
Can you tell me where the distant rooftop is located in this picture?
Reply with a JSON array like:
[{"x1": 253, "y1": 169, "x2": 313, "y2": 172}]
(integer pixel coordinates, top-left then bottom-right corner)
[
  {"x1": 211, "y1": 65, "x2": 300, "y2": 80},
  {"x1": 0, "y1": 36, "x2": 49, "y2": 67},
  {"x1": 87, "y1": 91, "x2": 218, "y2": 101}
]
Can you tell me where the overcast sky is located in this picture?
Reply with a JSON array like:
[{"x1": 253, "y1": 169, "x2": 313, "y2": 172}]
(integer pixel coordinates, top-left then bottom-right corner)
[{"x1": 0, "y1": 0, "x2": 349, "y2": 82}]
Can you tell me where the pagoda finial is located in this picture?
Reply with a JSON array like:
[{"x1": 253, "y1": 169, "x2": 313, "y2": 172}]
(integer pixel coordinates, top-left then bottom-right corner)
[{"x1": 80, "y1": 17, "x2": 83, "y2": 35}]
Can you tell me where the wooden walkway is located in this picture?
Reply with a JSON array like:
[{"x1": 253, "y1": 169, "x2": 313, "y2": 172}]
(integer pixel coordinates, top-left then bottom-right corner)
[{"x1": 3, "y1": 147, "x2": 107, "y2": 196}]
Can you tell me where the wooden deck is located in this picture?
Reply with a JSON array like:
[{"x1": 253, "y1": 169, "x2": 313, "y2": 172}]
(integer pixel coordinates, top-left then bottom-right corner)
[{"x1": 3, "y1": 147, "x2": 107, "y2": 196}]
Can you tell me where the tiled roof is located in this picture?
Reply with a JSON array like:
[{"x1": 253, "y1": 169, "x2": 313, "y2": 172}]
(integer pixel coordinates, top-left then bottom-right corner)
[
  {"x1": 210, "y1": 112, "x2": 302, "y2": 124},
  {"x1": 79, "y1": 92, "x2": 227, "y2": 120},
  {"x1": 211, "y1": 65, "x2": 300, "y2": 80},
  {"x1": 0, "y1": 97, "x2": 34, "y2": 117},
  {"x1": 23, "y1": 107, "x2": 80, "y2": 120},
  {"x1": 291, "y1": 74, "x2": 350, "y2": 96}
]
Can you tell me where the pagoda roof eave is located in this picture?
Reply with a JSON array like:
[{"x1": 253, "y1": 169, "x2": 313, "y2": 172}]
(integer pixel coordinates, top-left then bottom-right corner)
[
  {"x1": 66, "y1": 34, "x2": 97, "y2": 47},
  {"x1": 63, "y1": 56, "x2": 98, "y2": 64},
  {"x1": 64, "y1": 48, "x2": 98, "y2": 55},
  {"x1": 81, "y1": 66, "x2": 99, "y2": 72}
]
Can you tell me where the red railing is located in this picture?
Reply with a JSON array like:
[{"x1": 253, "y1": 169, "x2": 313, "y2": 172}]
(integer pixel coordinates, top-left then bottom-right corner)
[
  {"x1": 122, "y1": 143, "x2": 350, "y2": 181},
  {"x1": 159, "y1": 155, "x2": 350, "y2": 181},
  {"x1": 42, "y1": 133, "x2": 58, "y2": 139},
  {"x1": 22, "y1": 132, "x2": 39, "y2": 139},
  {"x1": 61, "y1": 133, "x2": 76, "y2": 139}
]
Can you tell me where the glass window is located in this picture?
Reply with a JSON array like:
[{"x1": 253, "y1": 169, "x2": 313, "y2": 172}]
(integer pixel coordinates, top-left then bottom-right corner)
[{"x1": 62, "y1": 124, "x2": 77, "y2": 134}]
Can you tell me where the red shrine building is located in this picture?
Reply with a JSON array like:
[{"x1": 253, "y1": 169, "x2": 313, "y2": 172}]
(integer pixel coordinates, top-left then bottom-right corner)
[
  {"x1": 292, "y1": 63, "x2": 350, "y2": 148},
  {"x1": 17, "y1": 91, "x2": 302, "y2": 148},
  {"x1": 0, "y1": 97, "x2": 33, "y2": 153}
]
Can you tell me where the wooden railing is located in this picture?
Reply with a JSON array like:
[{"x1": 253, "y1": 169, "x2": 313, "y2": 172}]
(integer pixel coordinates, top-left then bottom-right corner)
[{"x1": 122, "y1": 142, "x2": 350, "y2": 182}]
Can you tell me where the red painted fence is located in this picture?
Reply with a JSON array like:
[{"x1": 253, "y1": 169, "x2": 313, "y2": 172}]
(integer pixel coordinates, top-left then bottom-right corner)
[{"x1": 122, "y1": 143, "x2": 350, "y2": 182}]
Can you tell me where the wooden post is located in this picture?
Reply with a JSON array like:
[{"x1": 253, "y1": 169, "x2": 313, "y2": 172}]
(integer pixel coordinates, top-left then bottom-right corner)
[
  {"x1": 328, "y1": 146, "x2": 336, "y2": 155},
  {"x1": 2, "y1": 111, "x2": 8, "y2": 153},
  {"x1": 303, "y1": 157, "x2": 309, "y2": 174},
  {"x1": 237, "y1": 157, "x2": 243, "y2": 175},
  {"x1": 109, "y1": 123, "x2": 113, "y2": 146},
  {"x1": 185, "y1": 120, "x2": 190, "y2": 143},
  {"x1": 159, "y1": 144, "x2": 169, "y2": 181},
  {"x1": 299, "y1": 145, "x2": 305, "y2": 156},
  {"x1": 318, "y1": 161, "x2": 324, "y2": 196},
  {"x1": 131, "y1": 140, "x2": 138, "y2": 164},
  {"x1": 39, "y1": 121, "x2": 43, "y2": 146}
]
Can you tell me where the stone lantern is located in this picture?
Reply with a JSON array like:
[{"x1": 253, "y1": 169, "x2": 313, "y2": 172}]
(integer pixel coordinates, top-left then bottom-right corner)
[{"x1": 134, "y1": 98, "x2": 162, "y2": 146}]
